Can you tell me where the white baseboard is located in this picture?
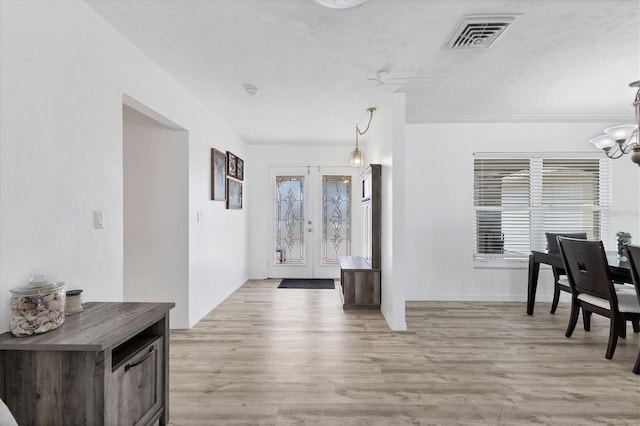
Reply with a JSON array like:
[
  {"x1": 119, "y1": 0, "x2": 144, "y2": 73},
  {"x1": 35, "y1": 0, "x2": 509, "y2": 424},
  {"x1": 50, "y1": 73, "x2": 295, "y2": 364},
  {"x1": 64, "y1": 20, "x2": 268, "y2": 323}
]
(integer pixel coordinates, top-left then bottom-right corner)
[
  {"x1": 405, "y1": 294, "x2": 567, "y2": 303},
  {"x1": 169, "y1": 319, "x2": 190, "y2": 329},
  {"x1": 170, "y1": 279, "x2": 246, "y2": 330},
  {"x1": 381, "y1": 306, "x2": 407, "y2": 331}
]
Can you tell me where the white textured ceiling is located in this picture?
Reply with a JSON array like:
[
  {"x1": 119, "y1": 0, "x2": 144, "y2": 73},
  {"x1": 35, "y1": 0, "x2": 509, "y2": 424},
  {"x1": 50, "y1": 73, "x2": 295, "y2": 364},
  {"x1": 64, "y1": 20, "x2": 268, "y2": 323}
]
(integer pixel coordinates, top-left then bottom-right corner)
[{"x1": 85, "y1": 0, "x2": 640, "y2": 145}]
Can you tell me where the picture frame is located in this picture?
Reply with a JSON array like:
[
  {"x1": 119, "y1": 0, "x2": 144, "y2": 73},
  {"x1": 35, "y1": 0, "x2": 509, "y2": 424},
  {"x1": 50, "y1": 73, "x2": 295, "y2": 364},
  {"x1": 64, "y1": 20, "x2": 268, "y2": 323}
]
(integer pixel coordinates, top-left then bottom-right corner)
[
  {"x1": 226, "y1": 178, "x2": 243, "y2": 210},
  {"x1": 227, "y1": 151, "x2": 237, "y2": 178},
  {"x1": 236, "y1": 157, "x2": 244, "y2": 181},
  {"x1": 211, "y1": 148, "x2": 227, "y2": 201}
]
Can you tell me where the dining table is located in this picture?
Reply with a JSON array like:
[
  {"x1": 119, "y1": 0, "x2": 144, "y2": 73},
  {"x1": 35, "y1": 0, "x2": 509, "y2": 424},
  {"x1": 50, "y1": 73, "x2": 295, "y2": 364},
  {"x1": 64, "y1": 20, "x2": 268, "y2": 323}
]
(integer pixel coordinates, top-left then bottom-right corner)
[{"x1": 526, "y1": 250, "x2": 633, "y2": 315}]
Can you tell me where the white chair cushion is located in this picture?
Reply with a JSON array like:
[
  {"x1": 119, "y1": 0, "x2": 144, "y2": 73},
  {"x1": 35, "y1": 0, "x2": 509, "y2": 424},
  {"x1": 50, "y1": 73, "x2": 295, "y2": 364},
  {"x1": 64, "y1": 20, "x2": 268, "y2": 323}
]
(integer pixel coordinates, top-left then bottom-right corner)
[
  {"x1": 0, "y1": 398, "x2": 17, "y2": 426},
  {"x1": 565, "y1": 282, "x2": 634, "y2": 292},
  {"x1": 577, "y1": 293, "x2": 610, "y2": 310},
  {"x1": 614, "y1": 283, "x2": 636, "y2": 293},
  {"x1": 577, "y1": 291, "x2": 640, "y2": 314},
  {"x1": 617, "y1": 290, "x2": 640, "y2": 313}
]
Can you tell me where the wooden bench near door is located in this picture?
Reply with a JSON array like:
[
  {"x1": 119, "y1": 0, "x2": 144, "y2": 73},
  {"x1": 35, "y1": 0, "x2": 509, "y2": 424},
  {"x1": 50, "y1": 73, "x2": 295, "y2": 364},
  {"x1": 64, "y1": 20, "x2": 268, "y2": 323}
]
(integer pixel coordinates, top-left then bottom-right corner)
[{"x1": 339, "y1": 164, "x2": 381, "y2": 310}]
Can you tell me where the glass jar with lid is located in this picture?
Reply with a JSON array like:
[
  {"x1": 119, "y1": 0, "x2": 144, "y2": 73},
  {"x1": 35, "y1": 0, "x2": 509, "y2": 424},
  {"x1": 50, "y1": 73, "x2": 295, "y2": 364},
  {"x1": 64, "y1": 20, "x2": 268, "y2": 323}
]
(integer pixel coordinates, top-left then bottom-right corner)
[{"x1": 9, "y1": 275, "x2": 66, "y2": 337}]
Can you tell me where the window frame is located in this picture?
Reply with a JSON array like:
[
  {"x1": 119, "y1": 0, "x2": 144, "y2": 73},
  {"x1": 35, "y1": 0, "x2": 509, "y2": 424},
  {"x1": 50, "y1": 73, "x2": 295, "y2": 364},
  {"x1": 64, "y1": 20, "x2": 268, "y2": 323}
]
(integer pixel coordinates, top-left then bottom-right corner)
[{"x1": 473, "y1": 152, "x2": 611, "y2": 262}]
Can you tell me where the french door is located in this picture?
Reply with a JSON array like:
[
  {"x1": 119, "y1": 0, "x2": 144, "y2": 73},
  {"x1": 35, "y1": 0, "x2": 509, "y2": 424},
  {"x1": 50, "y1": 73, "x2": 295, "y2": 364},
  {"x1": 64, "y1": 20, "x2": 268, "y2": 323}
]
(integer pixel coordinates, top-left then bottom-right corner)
[{"x1": 267, "y1": 166, "x2": 358, "y2": 279}]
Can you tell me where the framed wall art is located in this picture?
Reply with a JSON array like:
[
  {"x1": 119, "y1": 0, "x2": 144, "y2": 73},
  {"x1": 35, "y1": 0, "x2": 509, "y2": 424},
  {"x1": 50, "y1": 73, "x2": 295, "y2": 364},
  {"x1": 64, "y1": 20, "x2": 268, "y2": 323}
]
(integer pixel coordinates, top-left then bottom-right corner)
[
  {"x1": 227, "y1": 151, "x2": 237, "y2": 178},
  {"x1": 236, "y1": 157, "x2": 244, "y2": 181},
  {"x1": 211, "y1": 148, "x2": 227, "y2": 201},
  {"x1": 226, "y1": 178, "x2": 243, "y2": 209}
]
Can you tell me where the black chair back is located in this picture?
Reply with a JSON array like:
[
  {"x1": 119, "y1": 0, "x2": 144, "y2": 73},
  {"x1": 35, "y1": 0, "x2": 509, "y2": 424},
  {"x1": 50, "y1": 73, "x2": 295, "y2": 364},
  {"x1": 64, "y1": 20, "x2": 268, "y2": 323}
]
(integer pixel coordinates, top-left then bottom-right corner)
[
  {"x1": 557, "y1": 237, "x2": 614, "y2": 301},
  {"x1": 626, "y1": 244, "x2": 640, "y2": 301},
  {"x1": 624, "y1": 244, "x2": 640, "y2": 374},
  {"x1": 546, "y1": 232, "x2": 587, "y2": 254}
]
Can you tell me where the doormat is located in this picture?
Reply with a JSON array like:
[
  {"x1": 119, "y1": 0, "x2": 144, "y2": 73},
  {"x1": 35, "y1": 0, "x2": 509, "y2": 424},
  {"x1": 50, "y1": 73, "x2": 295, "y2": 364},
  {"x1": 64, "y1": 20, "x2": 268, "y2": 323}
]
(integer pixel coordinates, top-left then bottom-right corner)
[{"x1": 277, "y1": 279, "x2": 335, "y2": 289}]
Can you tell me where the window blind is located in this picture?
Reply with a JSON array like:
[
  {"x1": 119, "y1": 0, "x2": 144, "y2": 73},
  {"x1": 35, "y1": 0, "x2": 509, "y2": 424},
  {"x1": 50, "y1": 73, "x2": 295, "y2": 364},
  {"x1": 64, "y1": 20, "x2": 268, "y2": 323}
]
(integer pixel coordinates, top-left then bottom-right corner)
[{"x1": 473, "y1": 154, "x2": 611, "y2": 260}]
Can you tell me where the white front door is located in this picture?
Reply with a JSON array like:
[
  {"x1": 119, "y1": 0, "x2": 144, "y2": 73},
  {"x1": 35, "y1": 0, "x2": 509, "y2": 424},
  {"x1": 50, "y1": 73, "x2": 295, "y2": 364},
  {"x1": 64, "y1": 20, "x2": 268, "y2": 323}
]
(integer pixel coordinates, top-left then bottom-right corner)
[{"x1": 267, "y1": 166, "x2": 358, "y2": 279}]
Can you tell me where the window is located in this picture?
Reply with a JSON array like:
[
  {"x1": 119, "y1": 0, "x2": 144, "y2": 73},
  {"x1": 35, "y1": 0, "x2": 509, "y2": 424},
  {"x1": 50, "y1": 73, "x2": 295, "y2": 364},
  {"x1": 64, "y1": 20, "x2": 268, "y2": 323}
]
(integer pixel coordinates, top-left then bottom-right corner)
[{"x1": 473, "y1": 153, "x2": 611, "y2": 260}]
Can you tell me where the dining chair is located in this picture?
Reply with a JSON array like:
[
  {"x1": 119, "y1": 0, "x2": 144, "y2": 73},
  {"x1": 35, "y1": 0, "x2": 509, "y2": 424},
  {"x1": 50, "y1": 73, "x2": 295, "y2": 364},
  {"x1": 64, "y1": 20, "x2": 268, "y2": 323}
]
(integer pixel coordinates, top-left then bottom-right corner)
[
  {"x1": 558, "y1": 237, "x2": 640, "y2": 360},
  {"x1": 545, "y1": 232, "x2": 587, "y2": 314},
  {"x1": 625, "y1": 244, "x2": 640, "y2": 374}
]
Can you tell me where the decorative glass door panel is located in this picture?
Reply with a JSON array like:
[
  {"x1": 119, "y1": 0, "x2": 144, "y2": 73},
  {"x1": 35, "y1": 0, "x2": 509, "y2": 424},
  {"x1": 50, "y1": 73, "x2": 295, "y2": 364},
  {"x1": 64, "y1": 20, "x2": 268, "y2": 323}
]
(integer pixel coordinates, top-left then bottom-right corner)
[
  {"x1": 275, "y1": 176, "x2": 305, "y2": 264},
  {"x1": 321, "y1": 176, "x2": 351, "y2": 264}
]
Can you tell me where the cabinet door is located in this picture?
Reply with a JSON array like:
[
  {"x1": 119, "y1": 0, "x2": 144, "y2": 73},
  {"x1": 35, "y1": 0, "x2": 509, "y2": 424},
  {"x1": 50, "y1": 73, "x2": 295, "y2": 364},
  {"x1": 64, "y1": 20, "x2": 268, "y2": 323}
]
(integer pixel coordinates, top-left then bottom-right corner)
[
  {"x1": 362, "y1": 201, "x2": 372, "y2": 262},
  {"x1": 111, "y1": 336, "x2": 163, "y2": 425}
]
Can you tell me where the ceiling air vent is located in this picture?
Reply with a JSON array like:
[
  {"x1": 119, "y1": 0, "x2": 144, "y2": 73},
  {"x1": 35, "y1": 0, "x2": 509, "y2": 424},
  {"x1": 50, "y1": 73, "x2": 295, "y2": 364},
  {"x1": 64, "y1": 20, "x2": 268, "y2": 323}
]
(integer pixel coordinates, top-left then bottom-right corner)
[{"x1": 447, "y1": 15, "x2": 518, "y2": 49}]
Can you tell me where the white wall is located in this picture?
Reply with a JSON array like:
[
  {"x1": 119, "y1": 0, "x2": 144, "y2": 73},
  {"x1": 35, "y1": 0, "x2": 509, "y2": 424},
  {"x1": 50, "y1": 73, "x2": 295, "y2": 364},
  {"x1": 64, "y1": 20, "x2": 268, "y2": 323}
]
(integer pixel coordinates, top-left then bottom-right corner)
[
  {"x1": 0, "y1": 0, "x2": 248, "y2": 331},
  {"x1": 363, "y1": 93, "x2": 407, "y2": 331},
  {"x1": 403, "y1": 122, "x2": 640, "y2": 302},
  {"x1": 123, "y1": 105, "x2": 189, "y2": 325}
]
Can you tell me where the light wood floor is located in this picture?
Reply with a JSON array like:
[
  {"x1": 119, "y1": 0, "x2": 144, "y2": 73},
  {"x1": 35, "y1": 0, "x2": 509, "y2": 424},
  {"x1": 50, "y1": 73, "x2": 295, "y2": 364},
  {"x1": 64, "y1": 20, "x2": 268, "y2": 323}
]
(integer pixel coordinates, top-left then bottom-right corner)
[{"x1": 168, "y1": 279, "x2": 640, "y2": 425}]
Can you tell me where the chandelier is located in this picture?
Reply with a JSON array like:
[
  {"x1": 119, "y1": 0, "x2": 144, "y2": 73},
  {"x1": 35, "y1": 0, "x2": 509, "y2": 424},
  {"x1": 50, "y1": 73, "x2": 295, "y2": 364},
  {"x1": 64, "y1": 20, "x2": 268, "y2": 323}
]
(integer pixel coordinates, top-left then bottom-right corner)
[{"x1": 590, "y1": 81, "x2": 640, "y2": 166}]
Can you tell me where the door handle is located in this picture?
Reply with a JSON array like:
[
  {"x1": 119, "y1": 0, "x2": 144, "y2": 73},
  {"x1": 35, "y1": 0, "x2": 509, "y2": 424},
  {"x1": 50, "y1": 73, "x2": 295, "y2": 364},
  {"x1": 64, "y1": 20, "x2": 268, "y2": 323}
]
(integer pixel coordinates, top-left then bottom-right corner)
[{"x1": 124, "y1": 345, "x2": 155, "y2": 372}]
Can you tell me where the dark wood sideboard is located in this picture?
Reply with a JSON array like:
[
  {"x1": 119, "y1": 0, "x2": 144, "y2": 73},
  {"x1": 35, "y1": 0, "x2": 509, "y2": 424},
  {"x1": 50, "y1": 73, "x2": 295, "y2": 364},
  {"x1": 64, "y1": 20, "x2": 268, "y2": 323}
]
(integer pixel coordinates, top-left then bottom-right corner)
[
  {"x1": 0, "y1": 302, "x2": 174, "y2": 426},
  {"x1": 339, "y1": 164, "x2": 381, "y2": 309}
]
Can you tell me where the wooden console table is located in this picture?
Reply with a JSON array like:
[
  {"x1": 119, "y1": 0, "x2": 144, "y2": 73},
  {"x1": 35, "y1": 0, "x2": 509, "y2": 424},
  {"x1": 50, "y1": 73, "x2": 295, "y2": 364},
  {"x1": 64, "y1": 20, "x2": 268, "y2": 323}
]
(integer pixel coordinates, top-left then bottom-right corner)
[{"x1": 0, "y1": 302, "x2": 174, "y2": 426}]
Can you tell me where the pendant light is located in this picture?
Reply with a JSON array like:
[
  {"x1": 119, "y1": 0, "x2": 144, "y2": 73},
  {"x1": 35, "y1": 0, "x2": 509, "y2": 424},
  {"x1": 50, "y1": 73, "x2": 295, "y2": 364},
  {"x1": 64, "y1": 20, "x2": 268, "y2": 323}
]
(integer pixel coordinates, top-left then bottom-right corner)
[{"x1": 351, "y1": 107, "x2": 376, "y2": 167}]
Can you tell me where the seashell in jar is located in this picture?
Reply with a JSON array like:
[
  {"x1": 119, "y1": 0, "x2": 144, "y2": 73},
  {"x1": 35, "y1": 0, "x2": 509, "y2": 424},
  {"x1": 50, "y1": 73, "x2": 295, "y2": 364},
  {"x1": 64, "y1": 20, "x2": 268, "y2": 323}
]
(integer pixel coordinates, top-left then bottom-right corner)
[
  {"x1": 13, "y1": 327, "x2": 30, "y2": 336},
  {"x1": 34, "y1": 322, "x2": 53, "y2": 334},
  {"x1": 18, "y1": 308, "x2": 37, "y2": 317},
  {"x1": 42, "y1": 293, "x2": 56, "y2": 302},
  {"x1": 19, "y1": 320, "x2": 36, "y2": 330},
  {"x1": 46, "y1": 299, "x2": 62, "y2": 311},
  {"x1": 18, "y1": 299, "x2": 37, "y2": 311},
  {"x1": 22, "y1": 313, "x2": 37, "y2": 322},
  {"x1": 37, "y1": 314, "x2": 56, "y2": 326},
  {"x1": 9, "y1": 278, "x2": 65, "y2": 337}
]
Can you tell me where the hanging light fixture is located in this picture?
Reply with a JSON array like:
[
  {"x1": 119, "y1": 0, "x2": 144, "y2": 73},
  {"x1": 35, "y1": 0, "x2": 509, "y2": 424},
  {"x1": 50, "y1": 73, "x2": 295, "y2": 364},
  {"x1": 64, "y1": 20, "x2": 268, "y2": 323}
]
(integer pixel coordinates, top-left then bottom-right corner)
[
  {"x1": 590, "y1": 81, "x2": 640, "y2": 166},
  {"x1": 351, "y1": 107, "x2": 376, "y2": 167}
]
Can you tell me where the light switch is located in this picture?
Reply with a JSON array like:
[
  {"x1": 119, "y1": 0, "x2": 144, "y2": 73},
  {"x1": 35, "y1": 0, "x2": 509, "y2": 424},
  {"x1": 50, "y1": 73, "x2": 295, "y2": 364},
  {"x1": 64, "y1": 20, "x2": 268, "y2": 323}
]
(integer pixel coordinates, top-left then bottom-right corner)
[{"x1": 94, "y1": 210, "x2": 104, "y2": 229}]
